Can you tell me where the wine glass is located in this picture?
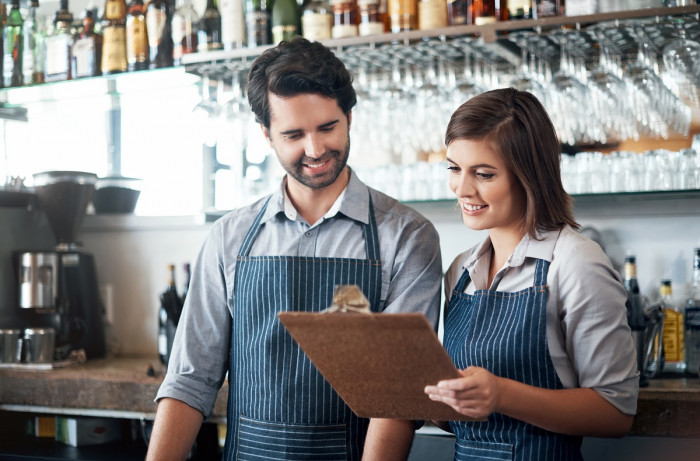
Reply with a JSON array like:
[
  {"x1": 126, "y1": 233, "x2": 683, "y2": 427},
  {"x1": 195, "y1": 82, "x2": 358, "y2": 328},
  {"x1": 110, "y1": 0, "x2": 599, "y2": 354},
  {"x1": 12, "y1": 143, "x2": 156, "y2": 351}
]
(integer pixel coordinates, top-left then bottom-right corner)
[
  {"x1": 662, "y1": 18, "x2": 700, "y2": 109},
  {"x1": 192, "y1": 65, "x2": 223, "y2": 147}
]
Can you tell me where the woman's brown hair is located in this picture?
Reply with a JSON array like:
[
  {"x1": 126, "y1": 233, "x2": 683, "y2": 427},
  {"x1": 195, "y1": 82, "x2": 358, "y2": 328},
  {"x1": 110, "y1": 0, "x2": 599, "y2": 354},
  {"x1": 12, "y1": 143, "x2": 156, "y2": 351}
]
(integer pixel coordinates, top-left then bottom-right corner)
[{"x1": 445, "y1": 88, "x2": 579, "y2": 238}]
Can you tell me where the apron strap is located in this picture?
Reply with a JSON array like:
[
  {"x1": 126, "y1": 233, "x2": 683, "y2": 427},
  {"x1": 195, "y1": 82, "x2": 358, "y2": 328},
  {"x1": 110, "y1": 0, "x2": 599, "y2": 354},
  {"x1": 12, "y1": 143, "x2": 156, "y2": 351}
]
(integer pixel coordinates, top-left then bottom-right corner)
[{"x1": 238, "y1": 196, "x2": 273, "y2": 257}]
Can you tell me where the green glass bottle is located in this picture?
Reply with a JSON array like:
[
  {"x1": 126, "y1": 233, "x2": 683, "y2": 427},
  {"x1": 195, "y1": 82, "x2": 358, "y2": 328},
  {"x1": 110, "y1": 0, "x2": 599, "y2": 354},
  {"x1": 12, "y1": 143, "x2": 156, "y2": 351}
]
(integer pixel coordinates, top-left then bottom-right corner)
[
  {"x1": 245, "y1": 0, "x2": 271, "y2": 48},
  {"x1": 3, "y1": 0, "x2": 24, "y2": 87},
  {"x1": 271, "y1": 0, "x2": 299, "y2": 44}
]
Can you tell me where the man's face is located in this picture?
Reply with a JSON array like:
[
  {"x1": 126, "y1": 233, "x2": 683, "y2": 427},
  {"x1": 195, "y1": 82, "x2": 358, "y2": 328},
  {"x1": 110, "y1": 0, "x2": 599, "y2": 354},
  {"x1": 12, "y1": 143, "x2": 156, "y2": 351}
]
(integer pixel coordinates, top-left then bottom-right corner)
[{"x1": 263, "y1": 93, "x2": 350, "y2": 191}]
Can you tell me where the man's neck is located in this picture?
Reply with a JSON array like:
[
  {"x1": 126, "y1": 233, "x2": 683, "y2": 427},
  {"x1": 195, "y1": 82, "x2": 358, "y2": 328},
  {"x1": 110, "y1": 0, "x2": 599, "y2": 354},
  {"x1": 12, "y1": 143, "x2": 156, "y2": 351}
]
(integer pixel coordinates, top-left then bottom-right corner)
[{"x1": 285, "y1": 168, "x2": 350, "y2": 226}]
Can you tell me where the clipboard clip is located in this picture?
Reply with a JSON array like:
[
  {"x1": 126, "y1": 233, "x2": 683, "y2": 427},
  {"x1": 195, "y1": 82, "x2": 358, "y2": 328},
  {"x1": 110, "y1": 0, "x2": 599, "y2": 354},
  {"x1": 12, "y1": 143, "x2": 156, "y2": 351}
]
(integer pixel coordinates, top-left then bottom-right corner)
[{"x1": 321, "y1": 285, "x2": 371, "y2": 314}]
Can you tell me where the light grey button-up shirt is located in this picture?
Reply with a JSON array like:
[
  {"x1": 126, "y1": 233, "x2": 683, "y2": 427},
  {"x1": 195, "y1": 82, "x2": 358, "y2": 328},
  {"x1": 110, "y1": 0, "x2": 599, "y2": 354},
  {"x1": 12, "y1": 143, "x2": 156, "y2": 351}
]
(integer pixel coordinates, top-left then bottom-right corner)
[
  {"x1": 444, "y1": 225, "x2": 639, "y2": 415},
  {"x1": 157, "y1": 170, "x2": 443, "y2": 418}
]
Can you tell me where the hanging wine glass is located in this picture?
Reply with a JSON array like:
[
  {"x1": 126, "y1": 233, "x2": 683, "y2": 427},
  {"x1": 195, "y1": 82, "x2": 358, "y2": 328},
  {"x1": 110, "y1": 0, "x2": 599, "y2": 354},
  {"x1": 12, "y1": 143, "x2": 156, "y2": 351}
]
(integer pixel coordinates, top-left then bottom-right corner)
[
  {"x1": 662, "y1": 18, "x2": 700, "y2": 109},
  {"x1": 192, "y1": 65, "x2": 223, "y2": 147}
]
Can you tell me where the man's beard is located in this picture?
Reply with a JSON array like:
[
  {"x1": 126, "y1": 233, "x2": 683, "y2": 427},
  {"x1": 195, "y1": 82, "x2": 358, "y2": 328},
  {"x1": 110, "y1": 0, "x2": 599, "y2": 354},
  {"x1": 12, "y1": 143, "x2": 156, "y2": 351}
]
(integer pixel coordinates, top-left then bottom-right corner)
[{"x1": 280, "y1": 138, "x2": 350, "y2": 190}]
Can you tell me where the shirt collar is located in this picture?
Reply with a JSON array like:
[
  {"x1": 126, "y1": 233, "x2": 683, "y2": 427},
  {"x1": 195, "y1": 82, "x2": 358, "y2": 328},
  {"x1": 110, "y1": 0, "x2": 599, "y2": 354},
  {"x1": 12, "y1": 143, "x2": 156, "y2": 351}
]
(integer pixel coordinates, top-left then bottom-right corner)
[
  {"x1": 261, "y1": 168, "x2": 368, "y2": 225},
  {"x1": 462, "y1": 227, "x2": 562, "y2": 272}
]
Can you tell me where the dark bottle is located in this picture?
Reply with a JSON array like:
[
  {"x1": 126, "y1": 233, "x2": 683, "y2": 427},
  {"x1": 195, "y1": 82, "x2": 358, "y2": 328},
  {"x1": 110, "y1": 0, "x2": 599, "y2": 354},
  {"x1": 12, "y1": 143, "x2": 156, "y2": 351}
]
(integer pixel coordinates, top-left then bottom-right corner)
[
  {"x1": 271, "y1": 0, "x2": 300, "y2": 43},
  {"x1": 22, "y1": 0, "x2": 45, "y2": 85},
  {"x1": 446, "y1": 0, "x2": 468, "y2": 26},
  {"x1": 44, "y1": 0, "x2": 74, "y2": 82},
  {"x1": 172, "y1": 0, "x2": 199, "y2": 66},
  {"x1": 624, "y1": 254, "x2": 647, "y2": 381},
  {"x1": 245, "y1": 0, "x2": 271, "y2": 48},
  {"x1": 3, "y1": 0, "x2": 23, "y2": 87},
  {"x1": 146, "y1": 0, "x2": 174, "y2": 68},
  {"x1": 126, "y1": 0, "x2": 149, "y2": 71},
  {"x1": 72, "y1": 9, "x2": 103, "y2": 78},
  {"x1": 101, "y1": 0, "x2": 128, "y2": 74},
  {"x1": 158, "y1": 263, "x2": 179, "y2": 366},
  {"x1": 685, "y1": 248, "x2": 700, "y2": 377},
  {"x1": 198, "y1": 0, "x2": 223, "y2": 52},
  {"x1": 181, "y1": 262, "x2": 191, "y2": 303}
]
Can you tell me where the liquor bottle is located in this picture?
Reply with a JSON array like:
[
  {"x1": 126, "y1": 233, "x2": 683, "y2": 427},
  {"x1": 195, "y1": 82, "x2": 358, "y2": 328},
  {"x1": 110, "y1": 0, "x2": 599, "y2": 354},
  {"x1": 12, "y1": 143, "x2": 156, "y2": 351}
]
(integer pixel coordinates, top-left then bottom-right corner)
[
  {"x1": 126, "y1": 0, "x2": 149, "y2": 71},
  {"x1": 388, "y1": 0, "x2": 416, "y2": 33},
  {"x1": 446, "y1": 0, "x2": 468, "y2": 25},
  {"x1": 301, "y1": 0, "x2": 332, "y2": 41},
  {"x1": 330, "y1": 0, "x2": 357, "y2": 38},
  {"x1": 22, "y1": 0, "x2": 45, "y2": 85},
  {"x1": 244, "y1": 0, "x2": 271, "y2": 48},
  {"x1": 533, "y1": 0, "x2": 563, "y2": 18},
  {"x1": 181, "y1": 262, "x2": 191, "y2": 303},
  {"x1": 198, "y1": 0, "x2": 223, "y2": 52},
  {"x1": 101, "y1": 0, "x2": 128, "y2": 75},
  {"x1": 272, "y1": 0, "x2": 300, "y2": 43},
  {"x1": 507, "y1": 0, "x2": 531, "y2": 19},
  {"x1": 471, "y1": 0, "x2": 499, "y2": 25},
  {"x1": 172, "y1": 0, "x2": 199, "y2": 65},
  {"x1": 44, "y1": 0, "x2": 74, "y2": 82},
  {"x1": 660, "y1": 280, "x2": 685, "y2": 374},
  {"x1": 146, "y1": 0, "x2": 174, "y2": 68},
  {"x1": 3, "y1": 0, "x2": 23, "y2": 88},
  {"x1": 158, "y1": 263, "x2": 179, "y2": 366},
  {"x1": 417, "y1": 0, "x2": 447, "y2": 30},
  {"x1": 357, "y1": 0, "x2": 385, "y2": 36},
  {"x1": 219, "y1": 0, "x2": 245, "y2": 49},
  {"x1": 72, "y1": 9, "x2": 103, "y2": 78},
  {"x1": 685, "y1": 248, "x2": 700, "y2": 377},
  {"x1": 623, "y1": 254, "x2": 646, "y2": 378}
]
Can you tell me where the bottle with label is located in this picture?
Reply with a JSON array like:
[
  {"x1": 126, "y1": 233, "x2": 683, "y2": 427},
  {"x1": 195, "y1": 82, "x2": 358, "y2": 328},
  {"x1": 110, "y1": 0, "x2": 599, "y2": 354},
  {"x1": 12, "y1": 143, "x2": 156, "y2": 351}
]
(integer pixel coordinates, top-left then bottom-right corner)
[
  {"x1": 507, "y1": 0, "x2": 531, "y2": 19},
  {"x1": 417, "y1": 0, "x2": 447, "y2": 30},
  {"x1": 685, "y1": 248, "x2": 700, "y2": 377},
  {"x1": 244, "y1": 0, "x2": 271, "y2": 48},
  {"x1": 446, "y1": 0, "x2": 467, "y2": 25},
  {"x1": 301, "y1": 0, "x2": 332, "y2": 41},
  {"x1": 533, "y1": 0, "x2": 563, "y2": 18},
  {"x1": 471, "y1": 0, "x2": 499, "y2": 25},
  {"x1": 219, "y1": 0, "x2": 245, "y2": 50},
  {"x1": 126, "y1": 0, "x2": 149, "y2": 71},
  {"x1": 660, "y1": 279, "x2": 685, "y2": 374},
  {"x1": 146, "y1": 0, "x2": 174, "y2": 68},
  {"x1": 172, "y1": 0, "x2": 199, "y2": 65},
  {"x1": 101, "y1": 0, "x2": 128, "y2": 75},
  {"x1": 72, "y1": 9, "x2": 103, "y2": 78},
  {"x1": 357, "y1": 0, "x2": 385, "y2": 36},
  {"x1": 388, "y1": 0, "x2": 416, "y2": 33},
  {"x1": 272, "y1": 0, "x2": 300, "y2": 43},
  {"x1": 198, "y1": 0, "x2": 223, "y2": 52},
  {"x1": 624, "y1": 254, "x2": 647, "y2": 379},
  {"x1": 22, "y1": 0, "x2": 45, "y2": 85},
  {"x1": 3, "y1": 0, "x2": 23, "y2": 88},
  {"x1": 44, "y1": 0, "x2": 74, "y2": 82},
  {"x1": 331, "y1": 0, "x2": 357, "y2": 39}
]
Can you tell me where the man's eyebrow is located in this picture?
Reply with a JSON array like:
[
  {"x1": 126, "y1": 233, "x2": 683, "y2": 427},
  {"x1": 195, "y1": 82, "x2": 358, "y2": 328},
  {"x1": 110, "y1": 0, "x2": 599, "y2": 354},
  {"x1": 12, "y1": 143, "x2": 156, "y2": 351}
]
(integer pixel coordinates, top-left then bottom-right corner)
[{"x1": 279, "y1": 119, "x2": 340, "y2": 136}]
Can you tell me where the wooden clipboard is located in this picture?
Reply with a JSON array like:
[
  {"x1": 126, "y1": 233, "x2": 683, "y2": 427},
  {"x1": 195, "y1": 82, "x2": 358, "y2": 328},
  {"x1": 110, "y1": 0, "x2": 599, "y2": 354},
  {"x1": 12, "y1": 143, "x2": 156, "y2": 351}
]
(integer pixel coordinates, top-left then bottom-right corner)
[{"x1": 278, "y1": 311, "x2": 480, "y2": 421}]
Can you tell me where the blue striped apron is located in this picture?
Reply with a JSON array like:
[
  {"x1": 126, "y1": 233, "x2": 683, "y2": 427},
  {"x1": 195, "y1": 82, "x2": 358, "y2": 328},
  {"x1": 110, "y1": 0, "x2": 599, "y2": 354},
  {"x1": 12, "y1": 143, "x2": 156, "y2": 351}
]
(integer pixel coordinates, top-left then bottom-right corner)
[
  {"x1": 443, "y1": 258, "x2": 582, "y2": 461},
  {"x1": 223, "y1": 195, "x2": 382, "y2": 460}
]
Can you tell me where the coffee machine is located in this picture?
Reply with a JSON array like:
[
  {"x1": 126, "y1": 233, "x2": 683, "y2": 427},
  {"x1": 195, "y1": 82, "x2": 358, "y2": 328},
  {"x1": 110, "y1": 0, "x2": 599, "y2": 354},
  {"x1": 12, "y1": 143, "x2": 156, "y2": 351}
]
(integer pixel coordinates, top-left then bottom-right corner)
[{"x1": 13, "y1": 171, "x2": 106, "y2": 361}]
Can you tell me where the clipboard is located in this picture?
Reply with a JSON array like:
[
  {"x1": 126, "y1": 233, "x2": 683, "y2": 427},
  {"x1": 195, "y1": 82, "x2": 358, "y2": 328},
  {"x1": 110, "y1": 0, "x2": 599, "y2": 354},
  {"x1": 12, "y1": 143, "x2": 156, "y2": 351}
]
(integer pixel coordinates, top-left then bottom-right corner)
[{"x1": 278, "y1": 311, "x2": 481, "y2": 421}]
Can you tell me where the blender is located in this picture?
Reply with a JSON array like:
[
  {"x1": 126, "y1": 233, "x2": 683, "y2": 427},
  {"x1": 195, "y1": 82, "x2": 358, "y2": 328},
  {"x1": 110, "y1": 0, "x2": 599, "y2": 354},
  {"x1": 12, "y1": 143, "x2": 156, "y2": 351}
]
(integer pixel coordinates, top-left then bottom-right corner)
[{"x1": 15, "y1": 171, "x2": 106, "y2": 361}]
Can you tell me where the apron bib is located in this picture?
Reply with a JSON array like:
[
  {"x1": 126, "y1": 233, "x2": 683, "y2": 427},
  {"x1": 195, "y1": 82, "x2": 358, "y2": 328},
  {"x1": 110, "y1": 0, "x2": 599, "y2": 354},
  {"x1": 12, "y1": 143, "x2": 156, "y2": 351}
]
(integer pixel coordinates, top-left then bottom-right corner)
[
  {"x1": 444, "y1": 258, "x2": 582, "y2": 461},
  {"x1": 223, "y1": 195, "x2": 382, "y2": 460}
]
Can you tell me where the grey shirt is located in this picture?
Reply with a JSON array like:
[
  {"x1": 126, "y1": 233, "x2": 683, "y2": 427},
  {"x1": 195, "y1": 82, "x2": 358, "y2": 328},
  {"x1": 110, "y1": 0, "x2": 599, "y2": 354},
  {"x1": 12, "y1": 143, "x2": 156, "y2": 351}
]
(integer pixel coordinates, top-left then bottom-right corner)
[
  {"x1": 157, "y1": 170, "x2": 443, "y2": 419},
  {"x1": 444, "y1": 225, "x2": 639, "y2": 415}
]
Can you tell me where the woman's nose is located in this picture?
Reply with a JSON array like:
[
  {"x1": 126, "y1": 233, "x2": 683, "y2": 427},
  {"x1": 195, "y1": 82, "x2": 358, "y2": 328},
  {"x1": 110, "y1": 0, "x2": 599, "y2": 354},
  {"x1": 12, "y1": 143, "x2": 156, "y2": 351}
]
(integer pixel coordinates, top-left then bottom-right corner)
[{"x1": 452, "y1": 175, "x2": 474, "y2": 198}]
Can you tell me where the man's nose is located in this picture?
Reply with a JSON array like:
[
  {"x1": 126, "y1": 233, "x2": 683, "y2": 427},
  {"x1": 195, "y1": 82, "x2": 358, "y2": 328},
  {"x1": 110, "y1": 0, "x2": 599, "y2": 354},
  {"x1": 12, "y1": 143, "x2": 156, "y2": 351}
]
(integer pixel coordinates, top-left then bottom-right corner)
[{"x1": 304, "y1": 134, "x2": 324, "y2": 159}]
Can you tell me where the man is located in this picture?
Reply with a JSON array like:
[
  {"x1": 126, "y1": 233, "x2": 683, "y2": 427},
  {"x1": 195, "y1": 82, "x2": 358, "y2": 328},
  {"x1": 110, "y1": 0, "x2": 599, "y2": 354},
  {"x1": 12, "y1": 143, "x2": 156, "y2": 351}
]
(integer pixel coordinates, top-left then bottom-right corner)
[{"x1": 146, "y1": 37, "x2": 442, "y2": 461}]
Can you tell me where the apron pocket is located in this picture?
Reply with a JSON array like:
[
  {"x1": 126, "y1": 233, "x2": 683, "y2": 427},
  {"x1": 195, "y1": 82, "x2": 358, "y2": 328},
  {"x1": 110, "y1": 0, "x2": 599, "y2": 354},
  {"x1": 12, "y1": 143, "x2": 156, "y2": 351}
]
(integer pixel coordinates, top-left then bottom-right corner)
[
  {"x1": 455, "y1": 438, "x2": 513, "y2": 461},
  {"x1": 237, "y1": 415, "x2": 347, "y2": 460}
]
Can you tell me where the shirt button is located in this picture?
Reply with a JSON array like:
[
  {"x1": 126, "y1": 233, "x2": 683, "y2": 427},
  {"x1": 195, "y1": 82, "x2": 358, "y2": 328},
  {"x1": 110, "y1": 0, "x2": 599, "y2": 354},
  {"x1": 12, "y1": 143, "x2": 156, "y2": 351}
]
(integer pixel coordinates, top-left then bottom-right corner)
[{"x1": 305, "y1": 232, "x2": 312, "y2": 237}]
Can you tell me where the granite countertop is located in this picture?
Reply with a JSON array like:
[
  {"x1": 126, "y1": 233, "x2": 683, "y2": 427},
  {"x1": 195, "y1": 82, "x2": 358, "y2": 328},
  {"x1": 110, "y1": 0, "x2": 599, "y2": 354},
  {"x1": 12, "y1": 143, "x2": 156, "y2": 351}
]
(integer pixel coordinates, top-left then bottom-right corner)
[{"x1": 0, "y1": 357, "x2": 699, "y2": 437}]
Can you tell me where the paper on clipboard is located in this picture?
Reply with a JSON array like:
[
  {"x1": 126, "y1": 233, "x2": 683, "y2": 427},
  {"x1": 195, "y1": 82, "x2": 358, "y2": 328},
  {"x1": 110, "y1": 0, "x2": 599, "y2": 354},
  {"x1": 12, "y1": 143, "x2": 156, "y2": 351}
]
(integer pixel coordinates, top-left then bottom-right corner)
[{"x1": 278, "y1": 311, "x2": 481, "y2": 421}]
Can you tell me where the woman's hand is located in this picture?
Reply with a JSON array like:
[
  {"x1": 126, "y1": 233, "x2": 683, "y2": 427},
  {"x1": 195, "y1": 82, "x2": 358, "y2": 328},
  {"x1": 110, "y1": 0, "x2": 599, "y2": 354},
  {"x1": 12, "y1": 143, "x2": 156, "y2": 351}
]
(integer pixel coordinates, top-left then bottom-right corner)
[{"x1": 424, "y1": 366, "x2": 504, "y2": 420}]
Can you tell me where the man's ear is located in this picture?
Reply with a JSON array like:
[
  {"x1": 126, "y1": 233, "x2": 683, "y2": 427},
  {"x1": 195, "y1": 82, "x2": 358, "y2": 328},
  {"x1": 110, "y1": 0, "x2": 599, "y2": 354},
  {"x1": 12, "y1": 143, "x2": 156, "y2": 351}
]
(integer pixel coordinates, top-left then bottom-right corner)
[
  {"x1": 261, "y1": 125, "x2": 272, "y2": 146},
  {"x1": 347, "y1": 111, "x2": 352, "y2": 130}
]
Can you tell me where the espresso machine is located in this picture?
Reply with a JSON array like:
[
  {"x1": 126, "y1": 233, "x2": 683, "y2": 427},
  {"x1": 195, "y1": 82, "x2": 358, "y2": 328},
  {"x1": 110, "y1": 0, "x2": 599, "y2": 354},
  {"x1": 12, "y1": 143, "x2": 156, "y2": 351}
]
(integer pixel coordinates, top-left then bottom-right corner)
[{"x1": 12, "y1": 171, "x2": 106, "y2": 361}]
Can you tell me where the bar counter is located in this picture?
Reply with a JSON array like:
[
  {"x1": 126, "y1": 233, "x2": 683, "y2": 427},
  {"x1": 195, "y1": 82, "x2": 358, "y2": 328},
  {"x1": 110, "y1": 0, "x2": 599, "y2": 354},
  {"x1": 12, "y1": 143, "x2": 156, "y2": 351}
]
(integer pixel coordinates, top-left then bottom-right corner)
[{"x1": 1, "y1": 357, "x2": 699, "y2": 437}]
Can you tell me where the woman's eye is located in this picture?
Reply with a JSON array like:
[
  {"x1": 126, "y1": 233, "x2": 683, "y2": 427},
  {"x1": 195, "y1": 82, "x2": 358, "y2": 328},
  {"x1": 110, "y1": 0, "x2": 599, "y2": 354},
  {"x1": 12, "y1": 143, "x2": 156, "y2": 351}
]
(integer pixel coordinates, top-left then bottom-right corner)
[
  {"x1": 476, "y1": 172, "x2": 494, "y2": 180},
  {"x1": 447, "y1": 166, "x2": 460, "y2": 173}
]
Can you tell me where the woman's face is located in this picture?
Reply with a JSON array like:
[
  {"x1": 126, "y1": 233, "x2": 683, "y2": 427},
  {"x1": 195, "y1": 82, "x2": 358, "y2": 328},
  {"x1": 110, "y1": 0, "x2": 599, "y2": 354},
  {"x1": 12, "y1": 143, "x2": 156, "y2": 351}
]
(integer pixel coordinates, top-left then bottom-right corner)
[{"x1": 446, "y1": 138, "x2": 526, "y2": 236}]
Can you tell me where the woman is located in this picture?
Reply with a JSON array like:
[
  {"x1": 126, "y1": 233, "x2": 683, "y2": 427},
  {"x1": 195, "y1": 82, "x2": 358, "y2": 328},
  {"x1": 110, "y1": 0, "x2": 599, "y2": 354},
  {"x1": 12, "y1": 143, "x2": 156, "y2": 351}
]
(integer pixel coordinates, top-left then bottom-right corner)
[{"x1": 424, "y1": 88, "x2": 639, "y2": 460}]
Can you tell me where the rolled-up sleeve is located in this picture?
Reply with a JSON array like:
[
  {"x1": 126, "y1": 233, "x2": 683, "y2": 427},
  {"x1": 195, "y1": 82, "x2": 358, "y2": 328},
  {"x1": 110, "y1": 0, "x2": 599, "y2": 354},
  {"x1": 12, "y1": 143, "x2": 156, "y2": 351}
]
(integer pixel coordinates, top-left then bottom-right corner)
[
  {"x1": 156, "y1": 219, "x2": 231, "y2": 419},
  {"x1": 555, "y1": 239, "x2": 639, "y2": 415}
]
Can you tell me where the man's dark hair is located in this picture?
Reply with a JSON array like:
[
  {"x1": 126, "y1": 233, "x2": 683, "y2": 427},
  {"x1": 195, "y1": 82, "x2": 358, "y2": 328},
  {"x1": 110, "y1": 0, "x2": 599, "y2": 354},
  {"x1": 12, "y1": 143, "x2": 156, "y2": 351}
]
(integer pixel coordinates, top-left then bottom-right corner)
[{"x1": 247, "y1": 37, "x2": 357, "y2": 129}]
